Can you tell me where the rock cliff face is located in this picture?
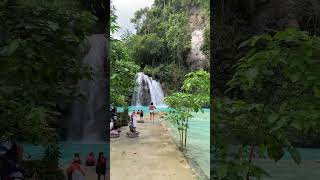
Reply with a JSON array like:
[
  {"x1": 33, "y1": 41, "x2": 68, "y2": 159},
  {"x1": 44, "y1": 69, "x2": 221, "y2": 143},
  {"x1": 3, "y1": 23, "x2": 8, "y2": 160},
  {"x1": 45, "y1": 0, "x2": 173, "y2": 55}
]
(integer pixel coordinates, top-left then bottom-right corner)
[{"x1": 186, "y1": 8, "x2": 209, "y2": 71}]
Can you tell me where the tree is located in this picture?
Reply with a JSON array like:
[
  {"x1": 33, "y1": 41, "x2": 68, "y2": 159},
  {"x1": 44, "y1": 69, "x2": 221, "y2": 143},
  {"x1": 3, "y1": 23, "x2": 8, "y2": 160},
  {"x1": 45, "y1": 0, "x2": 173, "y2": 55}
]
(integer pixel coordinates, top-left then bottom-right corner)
[
  {"x1": 110, "y1": 41, "x2": 139, "y2": 106},
  {"x1": 110, "y1": 3, "x2": 140, "y2": 107},
  {"x1": 131, "y1": 7, "x2": 149, "y2": 33},
  {"x1": 0, "y1": 0, "x2": 101, "y2": 177},
  {"x1": 0, "y1": 0, "x2": 95, "y2": 143},
  {"x1": 165, "y1": 70, "x2": 209, "y2": 149},
  {"x1": 212, "y1": 28, "x2": 320, "y2": 179},
  {"x1": 165, "y1": 12, "x2": 191, "y2": 67},
  {"x1": 126, "y1": 33, "x2": 165, "y2": 67}
]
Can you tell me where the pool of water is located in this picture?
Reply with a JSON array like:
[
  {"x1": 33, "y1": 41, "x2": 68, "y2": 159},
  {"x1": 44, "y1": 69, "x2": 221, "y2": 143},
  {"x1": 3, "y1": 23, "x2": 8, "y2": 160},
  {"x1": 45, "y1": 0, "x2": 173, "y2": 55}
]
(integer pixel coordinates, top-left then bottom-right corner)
[
  {"x1": 117, "y1": 106, "x2": 209, "y2": 114},
  {"x1": 256, "y1": 148, "x2": 320, "y2": 179},
  {"x1": 22, "y1": 142, "x2": 108, "y2": 166},
  {"x1": 116, "y1": 106, "x2": 170, "y2": 113},
  {"x1": 164, "y1": 110, "x2": 210, "y2": 179}
]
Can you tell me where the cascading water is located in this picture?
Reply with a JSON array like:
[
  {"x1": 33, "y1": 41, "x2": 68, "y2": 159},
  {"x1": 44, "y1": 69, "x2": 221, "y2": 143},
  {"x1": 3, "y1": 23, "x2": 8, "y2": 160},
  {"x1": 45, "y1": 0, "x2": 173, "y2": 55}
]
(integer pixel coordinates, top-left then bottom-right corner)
[
  {"x1": 68, "y1": 34, "x2": 107, "y2": 142},
  {"x1": 132, "y1": 72, "x2": 166, "y2": 107}
]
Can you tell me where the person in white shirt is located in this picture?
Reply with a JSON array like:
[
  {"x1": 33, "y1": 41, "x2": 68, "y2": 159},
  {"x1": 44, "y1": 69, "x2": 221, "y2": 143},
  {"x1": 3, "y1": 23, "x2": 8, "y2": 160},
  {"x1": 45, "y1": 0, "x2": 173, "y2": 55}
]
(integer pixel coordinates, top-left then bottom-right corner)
[{"x1": 130, "y1": 110, "x2": 138, "y2": 132}]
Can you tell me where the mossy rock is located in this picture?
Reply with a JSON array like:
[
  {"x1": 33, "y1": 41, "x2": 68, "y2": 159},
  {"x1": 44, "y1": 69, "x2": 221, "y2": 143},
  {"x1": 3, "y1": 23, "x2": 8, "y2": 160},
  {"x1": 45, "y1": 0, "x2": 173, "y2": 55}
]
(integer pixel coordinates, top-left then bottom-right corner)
[{"x1": 118, "y1": 111, "x2": 130, "y2": 127}]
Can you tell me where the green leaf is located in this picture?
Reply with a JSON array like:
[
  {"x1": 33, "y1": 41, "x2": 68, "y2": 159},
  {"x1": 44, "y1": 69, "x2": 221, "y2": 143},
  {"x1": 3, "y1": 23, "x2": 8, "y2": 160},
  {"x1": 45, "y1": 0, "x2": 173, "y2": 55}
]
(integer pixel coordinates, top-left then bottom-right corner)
[
  {"x1": 217, "y1": 164, "x2": 228, "y2": 178},
  {"x1": 47, "y1": 21, "x2": 59, "y2": 31},
  {"x1": 0, "y1": 39, "x2": 20, "y2": 56},
  {"x1": 267, "y1": 137, "x2": 285, "y2": 161},
  {"x1": 313, "y1": 85, "x2": 320, "y2": 97},
  {"x1": 287, "y1": 146, "x2": 301, "y2": 164}
]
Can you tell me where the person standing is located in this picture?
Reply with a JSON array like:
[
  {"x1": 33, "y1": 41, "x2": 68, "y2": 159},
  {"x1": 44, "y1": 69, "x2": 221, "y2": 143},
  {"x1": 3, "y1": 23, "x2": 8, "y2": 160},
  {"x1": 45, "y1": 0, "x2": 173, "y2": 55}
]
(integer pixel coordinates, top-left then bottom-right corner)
[
  {"x1": 130, "y1": 111, "x2": 137, "y2": 132},
  {"x1": 85, "y1": 152, "x2": 96, "y2": 166},
  {"x1": 149, "y1": 103, "x2": 156, "y2": 125},
  {"x1": 96, "y1": 152, "x2": 106, "y2": 180},
  {"x1": 140, "y1": 110, "x2": 144, "y2": 121}
]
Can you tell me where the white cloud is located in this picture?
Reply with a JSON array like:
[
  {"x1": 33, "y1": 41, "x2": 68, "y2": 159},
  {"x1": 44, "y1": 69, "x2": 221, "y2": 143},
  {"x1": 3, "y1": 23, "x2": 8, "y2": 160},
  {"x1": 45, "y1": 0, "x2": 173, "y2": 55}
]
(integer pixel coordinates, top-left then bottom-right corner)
[{"x1": 112, "y1": 0, "x2": 153, "y2": 39}]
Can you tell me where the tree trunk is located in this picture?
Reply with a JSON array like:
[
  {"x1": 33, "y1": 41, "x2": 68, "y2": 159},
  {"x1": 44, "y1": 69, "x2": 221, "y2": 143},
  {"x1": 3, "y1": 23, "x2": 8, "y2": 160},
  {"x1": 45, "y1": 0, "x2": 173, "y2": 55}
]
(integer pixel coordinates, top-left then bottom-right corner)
[
  {"x1": 246, "y1": 145, "x2": 255, "y2": 180},
  {"x1": 185, "y1": 117, "x2": 188, "y2": 149},
  {"x1": 181, "y1": 125, "x2": 184, "y2": 148}
]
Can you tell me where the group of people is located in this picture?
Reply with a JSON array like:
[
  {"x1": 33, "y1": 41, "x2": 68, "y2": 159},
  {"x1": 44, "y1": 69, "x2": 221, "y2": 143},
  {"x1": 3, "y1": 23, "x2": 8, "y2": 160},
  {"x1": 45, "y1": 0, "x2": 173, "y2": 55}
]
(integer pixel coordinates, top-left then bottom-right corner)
[
  {"x1": 128, "y1": 102, "x2": 157, "y2": 132},
  {"x1": 66, "y1": 152, "x2": 106, "y2": 180}
]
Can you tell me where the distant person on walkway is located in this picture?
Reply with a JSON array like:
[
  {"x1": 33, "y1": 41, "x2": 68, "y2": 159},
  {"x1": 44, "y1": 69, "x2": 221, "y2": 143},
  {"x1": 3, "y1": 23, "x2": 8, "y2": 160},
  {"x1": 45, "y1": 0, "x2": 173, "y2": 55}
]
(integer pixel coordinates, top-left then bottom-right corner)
[
  {"x1": 85, "y1": 152, "x2": 96, "y2": 166},
  {"x1": 96, "y1": 152, "x2": 106, "y2": 180},
  {"x1": 140, "y1": 110, "x2": 144, "y2": 121},
  {"x1": 149, "y1": 102, "x2": 156, "y2": 125},
  {"x1": 67, "y1": 155, "x2": 85, "y2": 180}
]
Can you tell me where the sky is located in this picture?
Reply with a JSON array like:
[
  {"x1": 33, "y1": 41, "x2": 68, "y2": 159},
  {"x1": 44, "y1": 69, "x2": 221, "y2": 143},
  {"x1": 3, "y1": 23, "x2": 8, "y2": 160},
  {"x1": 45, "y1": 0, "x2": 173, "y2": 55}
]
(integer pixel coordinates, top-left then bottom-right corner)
[{"x1": 112, "y1": 0, "x2": 154, "y2": 39}]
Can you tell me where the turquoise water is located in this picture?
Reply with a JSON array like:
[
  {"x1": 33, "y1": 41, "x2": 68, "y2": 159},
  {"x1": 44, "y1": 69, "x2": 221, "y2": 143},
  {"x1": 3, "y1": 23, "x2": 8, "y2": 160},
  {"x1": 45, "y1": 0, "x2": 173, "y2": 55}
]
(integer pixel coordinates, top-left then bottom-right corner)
[
  {"x1": 116, "y1": 106, "x2": 171, "y2": 113},
  {"x1": 22, "y1": 142, "x2": 108, "y2": 166},
  {"x1": 164, "y1": 110, "x2": 210, "y2": 179},
  {"x1": 117, "y1": 106, "x2": 209, "y2": 114},
  {"x1": 257, "y1": 148, "x2": 320, "y2": 179},
  {"x1": 280, "y1": 148, "x2": 320, "y2": 160}
]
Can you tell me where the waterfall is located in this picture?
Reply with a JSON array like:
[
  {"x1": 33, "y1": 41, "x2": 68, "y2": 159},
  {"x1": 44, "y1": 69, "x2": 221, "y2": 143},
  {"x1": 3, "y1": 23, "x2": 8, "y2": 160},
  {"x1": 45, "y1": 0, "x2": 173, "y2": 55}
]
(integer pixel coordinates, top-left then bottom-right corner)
[
  {"x1": 68, "y1": 34, "x2": 107, "y2": 142},
  {"x1": 132, "y1": 72, "x2": 166, "y2": 107}
]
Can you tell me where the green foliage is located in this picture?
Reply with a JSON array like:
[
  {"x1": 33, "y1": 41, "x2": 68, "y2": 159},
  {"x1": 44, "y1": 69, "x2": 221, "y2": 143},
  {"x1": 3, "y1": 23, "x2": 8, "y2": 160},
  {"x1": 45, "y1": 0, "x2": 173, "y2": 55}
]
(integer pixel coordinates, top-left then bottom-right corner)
[
  {"x1": 110, "y1": 2, "x2": 120, "y2": 36},
  {"x1": 126, "y1": 33, "x2": 166, "y2": 66},
  {"x1": 212, "y1": 29, "x2": 320, "y2": 179},
  {"x1": 182, "y1": 70, "x2": 210, "y2": 106},
  {"x1": 110, "y1": 2, "x2": 140, "y2": 107},
  {"x1": 110, "y1": 40, "x2": 139, "y2": 106},
  {"x1": 110, "y1": 58, "x2": 139, "y2": 106},
  {"x1": 127, "y1": 0, "x2": 208, "y2": 68},
  {"x1": 23, "y1": 159, "x2": 65, "y2": 180},
  {"x1": 165, "y1": 70, "x2": 209, "y2": 149},
  {"x1": 43, "y1": 143, "x2": 61, "y2": 168},
  {"x1": 80, "y1": 0, "x2": 108, "y2": 18},
  {"x1": 0, "y1": 0, "x2": 96, "y2": 143},
  {"x1": 143, "y1": 63, "x2": 187, "y2": 94},
  {"x1": 165, "y1": 12, "x2": 191, "y2": 66},
  {"x1": 201, "y1": 24, "x2": 210, "y2": 57}
]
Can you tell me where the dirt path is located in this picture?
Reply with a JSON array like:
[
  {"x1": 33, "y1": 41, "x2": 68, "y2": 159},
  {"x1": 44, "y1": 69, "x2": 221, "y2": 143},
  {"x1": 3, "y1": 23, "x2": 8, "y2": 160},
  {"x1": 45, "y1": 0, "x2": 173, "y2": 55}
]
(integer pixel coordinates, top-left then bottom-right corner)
[{"x1": 110, "y1": 116, "x2": 197, "y2": 180}]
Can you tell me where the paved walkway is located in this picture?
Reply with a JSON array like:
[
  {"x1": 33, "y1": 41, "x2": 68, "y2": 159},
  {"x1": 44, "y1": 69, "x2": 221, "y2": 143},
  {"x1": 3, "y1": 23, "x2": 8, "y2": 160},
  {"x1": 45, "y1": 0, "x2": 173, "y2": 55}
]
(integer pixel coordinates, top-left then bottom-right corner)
[{"x1": 110, "y1": 117, "x2": 197, "y2": 180}]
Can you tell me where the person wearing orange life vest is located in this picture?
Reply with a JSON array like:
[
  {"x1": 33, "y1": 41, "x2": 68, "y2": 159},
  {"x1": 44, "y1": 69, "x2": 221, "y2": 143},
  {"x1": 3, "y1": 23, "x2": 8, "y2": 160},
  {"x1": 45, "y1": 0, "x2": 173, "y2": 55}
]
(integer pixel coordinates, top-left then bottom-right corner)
[{"x1": 66, "y1": 155, "x2": 85, "y2": 180}]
